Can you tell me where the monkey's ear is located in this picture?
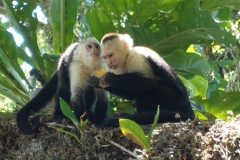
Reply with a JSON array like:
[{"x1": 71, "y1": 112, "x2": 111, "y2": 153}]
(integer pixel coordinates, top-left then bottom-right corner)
[{"x1": 119, "y1": 34, "x2": 133, "y2": 48}]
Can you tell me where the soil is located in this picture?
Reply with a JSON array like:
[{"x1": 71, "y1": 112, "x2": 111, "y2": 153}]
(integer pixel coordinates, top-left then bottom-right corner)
[{"x1": 0, "y1": 112, "x2": 240, "y2": 160}]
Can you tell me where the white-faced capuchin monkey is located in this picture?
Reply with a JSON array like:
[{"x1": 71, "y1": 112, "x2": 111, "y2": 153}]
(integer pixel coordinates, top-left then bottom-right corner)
[
  {"x1": 17, "y1": 37, "x2": 109, "y2": 134},
  {"x1": 88, "y1": 33, "x2": 195, "y2": 127}
]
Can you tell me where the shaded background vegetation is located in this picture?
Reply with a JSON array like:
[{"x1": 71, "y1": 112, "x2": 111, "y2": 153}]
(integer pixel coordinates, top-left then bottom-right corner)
[{"x1": 1, "y1": 0, "x2": 240, "y2": 120}]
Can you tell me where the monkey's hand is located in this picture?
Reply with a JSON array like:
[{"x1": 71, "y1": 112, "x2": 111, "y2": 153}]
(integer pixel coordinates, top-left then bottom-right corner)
[
  {"x1": 99, "y1": 72, "x2": 116, "y2": 87},
  {"x1": 88, "y1": 72, "x2": 115, "y2": 88},
  {"x1": 88, "y1": 76, "x2": 100, "y2": 87}
]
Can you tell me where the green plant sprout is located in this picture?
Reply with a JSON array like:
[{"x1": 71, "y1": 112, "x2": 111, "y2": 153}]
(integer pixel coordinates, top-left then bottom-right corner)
[
  {"x1": 51, "y1": 98, "x2": 88, "y2": 143},
  {"x1": 119, "y1": 106, "x2": 160, "y2": 151}
]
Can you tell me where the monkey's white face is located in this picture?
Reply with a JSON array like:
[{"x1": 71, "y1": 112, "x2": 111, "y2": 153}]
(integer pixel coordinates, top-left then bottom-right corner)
[
  {"x1": 101, "y1": 45, "x2": 120, "y2": 69},
  {"x1": 85, "y1": 42, "x2": 100, "y2": 60}
]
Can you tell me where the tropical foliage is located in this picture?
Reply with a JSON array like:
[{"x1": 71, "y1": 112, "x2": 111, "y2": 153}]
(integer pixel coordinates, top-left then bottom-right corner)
[{"x1": 1, "y1": 0, "x2": 240, "y2": 119}]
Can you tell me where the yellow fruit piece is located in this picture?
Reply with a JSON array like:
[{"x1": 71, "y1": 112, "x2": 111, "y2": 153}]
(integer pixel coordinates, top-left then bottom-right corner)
[
  {"x1": 94, "y1": 69, "x2": 106, "y2": 78},
  {"x1": 93, "y1": 69, "x2": 106, "y2": 88}
]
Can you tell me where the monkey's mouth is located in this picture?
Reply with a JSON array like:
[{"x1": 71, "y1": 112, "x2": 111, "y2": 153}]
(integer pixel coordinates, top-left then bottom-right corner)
[
  {"x1": 91, "y1": 54, "x2": 99, "y2": 56},
  {"x1": 109, "y1": 65, "x2": 117, "y2": 69}
]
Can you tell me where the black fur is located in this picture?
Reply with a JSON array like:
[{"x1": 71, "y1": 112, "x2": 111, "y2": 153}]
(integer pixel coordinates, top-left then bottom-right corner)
[
  {"x1": 17, "y1": 41, "x2": 108, "y2": 134},
  {"x1": 101, "y1": 33, "x2": 119, "y2": 44},
  {"x1": 89, "y1": 35, "x2": 194, "y2": 127},
  {"x1": 84, "y1": 85, "x2": 109, "y2": 125},
  {"x1": 101, "y1": 55, "x2": 194, "y2": 127},
  {"x1": 29, "y1": 68, "x2": 46, "y2": 85},
  {"x1": 17, "y1": 71, "x2": 58, "y2": 134}
]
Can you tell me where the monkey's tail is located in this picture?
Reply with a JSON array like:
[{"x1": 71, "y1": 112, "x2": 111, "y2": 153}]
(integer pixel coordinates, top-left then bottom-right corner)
[{"x1": 16, "y1": 71, "x2": 58, "y2": 134}]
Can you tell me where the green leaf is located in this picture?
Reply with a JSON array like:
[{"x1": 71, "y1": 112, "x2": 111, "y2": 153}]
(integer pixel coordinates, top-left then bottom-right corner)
[
  {"x1": 79, "y1": 119, "x2": 88, "y2": 138},
  {"x1": 127, "y1": 0, "x2": 185, "y2": 25},
  {"x1": 209, "y1": 62, "x2": 222, "y2": 82},
  {"x1": 201, "y1": 0, "x2": 240, "y2": 10},
  {"x1": 193, "y1": 90, "x2": 240, "y2": 120},
  {"x1": 85, "y1": 4, "x2": 115, "y2": 40},
  {"x1": 86, "y1": 0, "x2": 235, "y2": 53},
  {"x1": 207, "y1": 80, "x2": 228, "y2": 98},
  {"x1": 17, "y1": 47, "x2": 38, "y2": 69},
  {"x1": 191, "y1": 101, "x2": 205, "y2": 111},
  {"x1": 80, "y1": 119, "x2": 88, "y2": 129},
  {"x1": 85, "y1": 0, "x2": 185, "y2": 39},
  {"x1": 147, "y1": 106, "x2": 160, "y2": 143},
  {"x1": 194, "y1": 110, "x2": 216, "y2": 120},
  {"x1": 3, "y1": 0, "x2": 48, "y2": 78},
  {"x1": 0, "y1": 86, "x2": 26, "y2": 106},
  {"x1": 135, "y1": 0, "x2": 235, "y2": 53},
  {"x1": 51, "y1": 126, "x2": 82, "y2": 144},
  {"x1": 50, "y1": 0, "x2": 60, "y2": 53},
  {"x1": 119, "y1": 119, "x2": 150, "y2": 151},
  {"x1": 64, "y1": 0, "x2": 78, "y2": 46},
  {"x1": 217, "y1": 60, "x2": 235, "y2": 68},
  {"x1": 179, "y1": 75, "x2": 208, "y2": 98},
  {"x1": 0, "y1": 17, "x2": 9, "y2": 29},
  {"x1": 50, "y1": 0, "x2": 78, "y2": 53},
  {"x1": 0, "y1": 64, "x2": 28, "y2": 104},
  {"x1": 163, "y1": 50, "x2": 209, "y2": 98},
  {"x1": 214, "y1": 8, "x2": 231, "y2": 21},
  {"x1": 154, "y1": 28, "x2": 234, "y2": 54},
  {"x1": 59, "y1": 98, "x2": 79, "y2": 126},
  {"x1": 164, "y1": 49, "x2": 210, "y2": 78},
  {"x1": 42, "y1": 54, "x2": 60, "y2": 78},
  {"x1": 114, "y1": 101, "x2": 136, "y2": 114},
  {"x1": 0, "y1": 30, "x2": 32, "y2": 91},
  {"x1": 125, "y1": 25, "x2": 235, "y2": 54}
]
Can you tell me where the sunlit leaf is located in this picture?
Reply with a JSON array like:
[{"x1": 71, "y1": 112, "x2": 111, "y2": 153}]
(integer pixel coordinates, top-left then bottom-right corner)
[
  {"x1": 194, "y1": 110, "x2": 217, "y2": 121},
  {"x1": 193, "y1": 90, "x2": 240, "y2": 119},
  {"x1": 119, "y1": 119, "x2": 149, "y2": 150},
  {"x1": 59, "y1": 98, "x2": 79, "y2": 126},
  {"x1": 51, "y1": 126, "x2": 82, "y2": 144},
  {"x1": 0, "y1": 30, "x2": 32, "y2": 92},
  {"x1": 180, "y1": 75, "x2": 208, "y2": 99},
  {"x1": 3, "y1": 0, "x2": 47, "y2": 78},
  {"x1": 147, "y1": 106, "x2": 160, "y2": 143}
]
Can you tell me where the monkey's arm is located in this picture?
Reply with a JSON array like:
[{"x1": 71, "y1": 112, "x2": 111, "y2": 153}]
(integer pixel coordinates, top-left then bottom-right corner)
[
  {"x1": 104, "y1": 109, "x2": 195, "y2": 127},
  {"x1": 88, "y1": 76, "x2": 135, "y2": 100},
  {"x1": 83, "y1": 85, "x2": 108, "y2": 125},
  {"x1": 101, "y1": 72, "x2": 158, "y2": 91}
]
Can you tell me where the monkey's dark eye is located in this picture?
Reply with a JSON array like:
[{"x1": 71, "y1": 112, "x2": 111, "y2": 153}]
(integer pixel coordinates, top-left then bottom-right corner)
[
  {"x1": 87, "y1": 45, "x2": 93, "y2": 49},
  {"x1": 95, "y1": 44, "x2": 100, "y2": 48}
]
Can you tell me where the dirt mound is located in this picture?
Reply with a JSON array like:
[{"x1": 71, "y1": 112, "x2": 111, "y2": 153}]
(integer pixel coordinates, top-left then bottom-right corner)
[{"x1": 0, "y1": 112, "x2": 240, "y2": 159}]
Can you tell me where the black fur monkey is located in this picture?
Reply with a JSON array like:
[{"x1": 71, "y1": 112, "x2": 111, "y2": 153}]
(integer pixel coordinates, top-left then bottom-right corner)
[
  {"x1": 88, "y1": 33, "x2": 194, "y2": 127},
  {"x1": 17, "y1": 37, "x2": 109, "y2": 134}
]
